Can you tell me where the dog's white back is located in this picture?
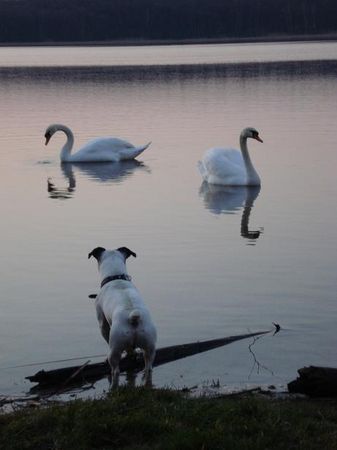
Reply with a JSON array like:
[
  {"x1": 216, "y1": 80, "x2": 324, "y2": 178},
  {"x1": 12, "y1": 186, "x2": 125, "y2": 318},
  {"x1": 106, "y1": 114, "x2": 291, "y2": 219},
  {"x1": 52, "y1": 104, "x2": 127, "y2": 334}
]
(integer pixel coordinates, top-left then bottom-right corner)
[{"x1": 89, "y1": 247, "x2": 157, "y2": 386}]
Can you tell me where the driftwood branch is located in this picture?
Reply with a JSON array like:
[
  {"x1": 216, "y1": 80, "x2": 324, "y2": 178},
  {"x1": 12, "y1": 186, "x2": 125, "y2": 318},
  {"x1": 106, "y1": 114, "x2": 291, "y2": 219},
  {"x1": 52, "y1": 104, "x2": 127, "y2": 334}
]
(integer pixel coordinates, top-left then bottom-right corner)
[
  {"x1": 44, "y1": 360, "x2": 91, "y2": 398},
  {"x1": 248, "y1": 334, "x2": 274, "y2": 378},
  {"x1": 288, "y1": 366, "x2": 337, "y2": 397},
  {"x1": 0, "y1": 394, "x2": 40, "y2": 407},
  {"x1": 27, "y1": 329, "x2": 273, "y2": 390}
]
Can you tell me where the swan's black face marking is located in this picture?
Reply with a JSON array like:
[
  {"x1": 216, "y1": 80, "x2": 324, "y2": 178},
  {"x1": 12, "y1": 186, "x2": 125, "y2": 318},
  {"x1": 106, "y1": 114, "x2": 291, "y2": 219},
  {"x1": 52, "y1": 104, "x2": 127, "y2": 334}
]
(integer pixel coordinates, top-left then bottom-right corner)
[
  {"x1": 251, "y1": 130, "x2": 263, "y2": 143},
  {"x1": 88, "y1": 247, "x2": 106, "y2": 261},
  {"x1": 45, "y1": 130, "x2": 52, "y2": 145},
  {"x1": 117, "y1": 247, "x2": 137, "y2": 259}
]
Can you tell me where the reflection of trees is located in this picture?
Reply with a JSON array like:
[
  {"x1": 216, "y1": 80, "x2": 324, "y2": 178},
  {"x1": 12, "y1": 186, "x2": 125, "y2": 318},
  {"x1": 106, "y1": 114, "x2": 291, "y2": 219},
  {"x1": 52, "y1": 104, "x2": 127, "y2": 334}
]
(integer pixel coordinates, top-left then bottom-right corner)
[
  {"x1": 199, "y1": 183, "x2": 262, "y2": 242},
  {"x1": 47, "y1": 160, "x2": 149, "y2": 200},
  {"x1": 0, "y1": 0, "x2": 336, "y2": 43}
]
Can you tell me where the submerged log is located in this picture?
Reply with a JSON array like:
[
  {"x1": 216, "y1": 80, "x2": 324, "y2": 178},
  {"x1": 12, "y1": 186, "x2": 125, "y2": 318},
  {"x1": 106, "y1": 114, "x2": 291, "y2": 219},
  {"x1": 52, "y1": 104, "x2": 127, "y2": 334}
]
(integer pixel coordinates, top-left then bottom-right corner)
[
  {"x1": 288, "y1": 366, "x2": 337, "y2": 397},
  {"x1": 27, "y1": 329, "x2": 271, "y2": 388}
]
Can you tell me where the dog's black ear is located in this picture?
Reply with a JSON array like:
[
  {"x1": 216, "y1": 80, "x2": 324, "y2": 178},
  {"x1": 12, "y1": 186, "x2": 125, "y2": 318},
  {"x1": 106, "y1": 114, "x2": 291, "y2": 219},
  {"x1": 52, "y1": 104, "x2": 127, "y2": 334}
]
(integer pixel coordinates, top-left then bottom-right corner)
[
  {"x1": 117, "y1": 247, "x2": 137, "y2": 259},
  {"x1": 88, "y1": 247, "x2": 106, "y2": 260}
]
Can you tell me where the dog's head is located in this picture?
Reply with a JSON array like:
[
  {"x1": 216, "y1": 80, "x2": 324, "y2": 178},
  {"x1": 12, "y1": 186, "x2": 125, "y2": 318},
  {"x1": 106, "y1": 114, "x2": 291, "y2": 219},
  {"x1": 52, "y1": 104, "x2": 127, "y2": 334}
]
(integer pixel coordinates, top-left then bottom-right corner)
[
  {"x1": 88, "y1": 247, "x2": 137, "y2": 271},
  {"x1": 88, "y1": 246, "x2": 136, "y2": 262},
  {"x1": 89, "y1": 247, "x2": 137, "y2": 279}
]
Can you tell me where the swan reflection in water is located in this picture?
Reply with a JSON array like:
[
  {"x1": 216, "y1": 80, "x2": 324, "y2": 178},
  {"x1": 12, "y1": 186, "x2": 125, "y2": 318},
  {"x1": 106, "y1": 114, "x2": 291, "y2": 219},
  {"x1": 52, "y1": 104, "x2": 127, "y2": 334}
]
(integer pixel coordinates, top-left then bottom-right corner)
[
  {"x1": 199, "y1": 183, "x2": 262, "y2": 243},
  {"x1": 47, "y1": 160, "x2": 149, "y2": 199}
]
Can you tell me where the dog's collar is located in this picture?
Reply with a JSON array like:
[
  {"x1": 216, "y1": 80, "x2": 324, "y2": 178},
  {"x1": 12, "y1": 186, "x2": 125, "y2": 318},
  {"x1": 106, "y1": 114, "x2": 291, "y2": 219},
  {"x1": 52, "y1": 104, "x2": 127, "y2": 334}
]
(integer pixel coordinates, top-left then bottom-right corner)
[{"x1": 101, "y1": 274, "x2": 131, "y2": 288}]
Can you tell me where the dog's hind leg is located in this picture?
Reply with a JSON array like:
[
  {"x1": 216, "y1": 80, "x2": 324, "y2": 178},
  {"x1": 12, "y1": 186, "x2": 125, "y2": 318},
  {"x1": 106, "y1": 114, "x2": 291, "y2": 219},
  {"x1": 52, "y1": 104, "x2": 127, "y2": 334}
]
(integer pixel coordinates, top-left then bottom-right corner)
[
  {"x1": 143, "y1": 345, "x2": 156, "y2": 387},
  {"x1": 108, "y1": 349, "x2": 121, "y2": 389}
]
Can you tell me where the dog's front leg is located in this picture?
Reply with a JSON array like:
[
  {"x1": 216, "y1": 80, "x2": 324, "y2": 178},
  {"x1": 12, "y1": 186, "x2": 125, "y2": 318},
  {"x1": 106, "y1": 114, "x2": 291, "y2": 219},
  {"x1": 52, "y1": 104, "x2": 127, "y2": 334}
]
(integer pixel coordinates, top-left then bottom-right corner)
[{"x1": 96, "y1": 306, "x2": 110, "y2": 345}]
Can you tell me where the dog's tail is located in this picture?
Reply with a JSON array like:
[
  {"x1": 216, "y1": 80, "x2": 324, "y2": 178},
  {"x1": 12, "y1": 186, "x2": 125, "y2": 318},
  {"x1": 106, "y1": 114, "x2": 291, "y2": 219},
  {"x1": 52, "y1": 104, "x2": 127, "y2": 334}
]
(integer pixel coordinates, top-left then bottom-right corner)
[{"x1": 128, "y1": 309, "x2": 141, "y2": 327}]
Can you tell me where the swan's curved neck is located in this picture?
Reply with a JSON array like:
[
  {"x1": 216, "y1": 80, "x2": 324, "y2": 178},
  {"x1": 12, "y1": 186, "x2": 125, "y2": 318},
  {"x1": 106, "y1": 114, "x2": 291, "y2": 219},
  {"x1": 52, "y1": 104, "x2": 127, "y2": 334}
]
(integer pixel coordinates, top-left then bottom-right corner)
[
  {"x1": 239, "y1": 135, "x2": 260, "y2": 186},
  {"x1": 56, "y1": 125, "x2": 74, "y2": 162}
]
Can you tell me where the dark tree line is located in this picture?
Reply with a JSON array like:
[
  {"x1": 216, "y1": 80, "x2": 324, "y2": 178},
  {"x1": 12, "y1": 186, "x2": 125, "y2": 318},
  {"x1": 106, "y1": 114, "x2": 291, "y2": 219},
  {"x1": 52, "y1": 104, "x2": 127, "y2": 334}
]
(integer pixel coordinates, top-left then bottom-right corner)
[{"x1": 0, "y1": 0, "x2": 336, "y2": 43}]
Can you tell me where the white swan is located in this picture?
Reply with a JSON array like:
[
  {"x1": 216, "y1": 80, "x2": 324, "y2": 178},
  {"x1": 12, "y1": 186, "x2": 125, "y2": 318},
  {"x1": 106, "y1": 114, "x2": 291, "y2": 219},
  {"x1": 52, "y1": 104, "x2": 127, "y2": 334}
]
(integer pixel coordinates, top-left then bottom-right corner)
[
  {"x1": 44, "y1": 124, "x2": 151, "y2": 162},
  {"x1": 198, "y1": 127, "x2": 263, "y2": 186}
]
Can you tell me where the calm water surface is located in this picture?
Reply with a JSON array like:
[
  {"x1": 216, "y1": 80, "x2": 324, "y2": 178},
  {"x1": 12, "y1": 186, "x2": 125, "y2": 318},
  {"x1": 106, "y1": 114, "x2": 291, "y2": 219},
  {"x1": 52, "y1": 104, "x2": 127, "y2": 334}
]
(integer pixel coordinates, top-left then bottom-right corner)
[{"x1": 0, "y1": 42, "x2": 337, "y2": 397}]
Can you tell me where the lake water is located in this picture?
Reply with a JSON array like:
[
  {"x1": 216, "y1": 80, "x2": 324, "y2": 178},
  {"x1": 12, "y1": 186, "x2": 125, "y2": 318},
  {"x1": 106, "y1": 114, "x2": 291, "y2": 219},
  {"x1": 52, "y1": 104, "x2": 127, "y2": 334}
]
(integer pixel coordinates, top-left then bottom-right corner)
[{"x1": 1, "y1": 41, "x2": 337, "y2": 397}]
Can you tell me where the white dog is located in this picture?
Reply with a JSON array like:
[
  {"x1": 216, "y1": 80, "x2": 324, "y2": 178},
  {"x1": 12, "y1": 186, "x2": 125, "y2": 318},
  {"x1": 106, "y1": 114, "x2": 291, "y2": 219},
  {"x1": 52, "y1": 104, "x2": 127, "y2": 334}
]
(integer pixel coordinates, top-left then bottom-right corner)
[{"x1": 88, "y1": 246, "x2": 157, "y2": 386}]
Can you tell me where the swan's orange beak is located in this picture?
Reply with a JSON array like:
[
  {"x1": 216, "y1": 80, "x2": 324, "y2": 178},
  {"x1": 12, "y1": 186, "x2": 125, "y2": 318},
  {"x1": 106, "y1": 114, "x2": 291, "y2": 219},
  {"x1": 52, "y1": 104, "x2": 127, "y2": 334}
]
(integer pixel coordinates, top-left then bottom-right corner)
[
  {"x1": 45, "y1": 134, "x2": 51, "y2": 145},
  {"x1": 255, "y1": 135, "x2": 263, "y2": 143}
]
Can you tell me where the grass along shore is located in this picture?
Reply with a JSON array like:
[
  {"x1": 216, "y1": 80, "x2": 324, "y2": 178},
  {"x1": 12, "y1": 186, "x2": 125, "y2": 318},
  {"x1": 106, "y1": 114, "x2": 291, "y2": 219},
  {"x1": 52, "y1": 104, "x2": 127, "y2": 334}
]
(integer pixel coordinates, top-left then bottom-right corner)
[{"x1": 0, "y1": 387, "x2": 337, "y2": 449}]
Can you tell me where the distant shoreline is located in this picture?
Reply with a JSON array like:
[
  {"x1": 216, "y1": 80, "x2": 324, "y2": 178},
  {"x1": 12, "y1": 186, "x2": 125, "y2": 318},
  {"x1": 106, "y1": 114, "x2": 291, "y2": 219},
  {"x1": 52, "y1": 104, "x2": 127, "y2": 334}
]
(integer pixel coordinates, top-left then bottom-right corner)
[{"x1": 1, "y1": 33, "x2": 337, "y2": 47}]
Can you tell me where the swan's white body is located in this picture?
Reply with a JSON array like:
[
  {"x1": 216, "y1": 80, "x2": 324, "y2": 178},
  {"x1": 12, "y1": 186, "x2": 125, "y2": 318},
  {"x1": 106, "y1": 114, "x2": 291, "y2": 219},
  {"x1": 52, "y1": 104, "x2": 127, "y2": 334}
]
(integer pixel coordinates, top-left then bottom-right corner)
[
  {"x1": 45, "y1": 124, "x2": 151, "y2": 162},
  {"x1": 198, "y1": 127, "x2": 263, "y2": 186}
]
